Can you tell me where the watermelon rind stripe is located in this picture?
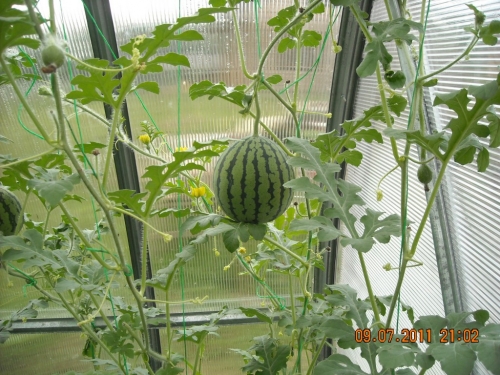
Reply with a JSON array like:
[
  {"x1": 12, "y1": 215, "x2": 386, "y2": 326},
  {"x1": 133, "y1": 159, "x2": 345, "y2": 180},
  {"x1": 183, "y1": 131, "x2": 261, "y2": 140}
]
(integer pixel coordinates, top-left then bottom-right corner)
[
  {"x1": 0, "y1": 188, "x2": 22, "y2": 236},
  {"x1": 213, "y1": 136, "x2": 295, "y2": 224}
]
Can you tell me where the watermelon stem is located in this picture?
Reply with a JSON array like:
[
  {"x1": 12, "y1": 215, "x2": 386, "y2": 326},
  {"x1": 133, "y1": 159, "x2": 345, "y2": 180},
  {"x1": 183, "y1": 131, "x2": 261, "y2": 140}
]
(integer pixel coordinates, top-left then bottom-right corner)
[{"x1": 264, "y1": 235, "x2": 309, "y2": 268}]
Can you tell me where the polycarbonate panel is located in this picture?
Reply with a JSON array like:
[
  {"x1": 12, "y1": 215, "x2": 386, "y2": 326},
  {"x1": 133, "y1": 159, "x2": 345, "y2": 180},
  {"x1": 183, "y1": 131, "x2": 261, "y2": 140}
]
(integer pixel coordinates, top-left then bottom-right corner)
[
  {"x1": 0, "y1": 0, "x2": 133, "y2": 320},
  {"x1": 109, "y1": 0, "x2": 339, "y2": 312},
  {"x1": 160, "y1": 322, "x2": 306, "y2": 375},
  {"x1": 337, "y1": 1, "x2": 443, "y2": 373},
  {"x1": 410, "y1": 0, "x2": 500, "y2": 326},
  {"x1": 340, "y1": 0, "x2": 500, "y2": 374},
  {"x1": 0, "y1": 332, "x2": 93, "y2": 374}
]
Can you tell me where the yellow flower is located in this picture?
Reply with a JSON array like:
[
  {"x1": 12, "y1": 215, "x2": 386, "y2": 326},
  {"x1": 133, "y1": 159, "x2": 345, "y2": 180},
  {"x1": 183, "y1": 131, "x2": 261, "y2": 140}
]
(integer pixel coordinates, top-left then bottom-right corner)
[
  {"x1": 223, "y1": 265, "x2": 231, "y2": 271},
  {"x1": 163, "y1": 234, "x2": 173, "y2": 243},
  {"x1": 213, "y1": 248, "x2": 220, "y2": 257},
  {"x1": 237, "y1": 247, "x2": 246, "y2": 255},
  {"x1": 139, "y1": 134, "x2": 151, "y2": 145},
  {"x1": 244, "y1": 256, "x2": 251, "y2": 262},
  {"x1": 191, "y1": 186, "x2": 206, "y2": 198},
  {"x1": 176, "y1": 146, "x2": 188, "y2": 152}
]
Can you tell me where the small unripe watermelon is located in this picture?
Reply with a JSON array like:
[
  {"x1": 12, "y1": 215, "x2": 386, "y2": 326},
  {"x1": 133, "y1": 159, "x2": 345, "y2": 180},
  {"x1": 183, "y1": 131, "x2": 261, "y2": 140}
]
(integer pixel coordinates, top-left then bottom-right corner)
[
  {"x1": 213, "y1": 136, "x2": 295, "y2": 224},
  {"x1": 0, "y1": 187, "x2": 23, "y2": 235},
  {"x1": 417, "y1": 164, "x2": 433, "y2": 184}
]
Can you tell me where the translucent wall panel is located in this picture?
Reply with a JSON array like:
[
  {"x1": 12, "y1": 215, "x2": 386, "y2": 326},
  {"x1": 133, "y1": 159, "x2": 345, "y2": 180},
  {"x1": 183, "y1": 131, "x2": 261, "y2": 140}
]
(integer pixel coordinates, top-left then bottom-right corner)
[
  {"x1": 0, "y1": 0, "x2": 133, "y2": 319},
  {"x1": 108, "y1": 0, "x2": 338, "y2": 312},
  {"x1": 410, "y1": 0, "x2": 500, "y2": 324},
  {"x1": 339, "y1": 0, "x2": 500, "y2": 374},
  {"x1": 0, "y1": 332, "x2": 93, "y2": 374}
]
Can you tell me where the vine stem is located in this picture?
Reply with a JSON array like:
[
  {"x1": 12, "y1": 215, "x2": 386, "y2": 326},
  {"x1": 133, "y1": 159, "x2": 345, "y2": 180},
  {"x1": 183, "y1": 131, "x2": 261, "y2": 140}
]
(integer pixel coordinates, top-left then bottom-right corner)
[
  {"x1": 57, "y1": 291, "x2": 127, "y2": 374},
  {"x1": 305, "y1": 336, "x2": 327, "y2": 375},
  {"x1": 59, "y1": 202, "x2": 120, "y2": 270},
  {"x1": 260, "y1": 80, "x2": 300, "y2": 131},
  {"x1": 359, "y1": 252, "x2": 383, "y2": 328},
  {"x1": 122, "y1": 322, "x2": 155, "y2": 375},
  {"x1": 248, "y1": 111, "x2": 293, "y2": 156},
  {"x1": 264, "y1": 235, "x2": 309, "y2": 268},
  {"x1": 101, "y1": 107, "x2": 122, "y2": 191},
  {"x1": 418, "y1": 35, "x2": 479, "y2": 83},
  {"x1": 385, "y1": 157, "x2": 447, "y2": 327},
  {"x1": 15, "y1": 189, "x2": 31, "y2": 234},
  {"x1": 66, "y1": 53, "x2": 134, "y2": 72},
  {"x1": 87, "y1": 292, "x2": 115, "y2": 332},
  {"x1": 232, "y1": 9, "x2": 253, "y2": 80},
  {"x1": 293, "y1": 28, "x2": 302, "y2": 111},
  {"x1": 253, "y1": 84, "x2": 261, "y2": 136}
]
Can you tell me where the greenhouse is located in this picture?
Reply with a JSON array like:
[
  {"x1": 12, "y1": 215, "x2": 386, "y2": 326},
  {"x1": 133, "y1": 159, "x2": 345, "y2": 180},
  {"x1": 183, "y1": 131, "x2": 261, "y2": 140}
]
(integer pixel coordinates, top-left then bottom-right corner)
[{"x1": 0, "y1": 0, "x2": 499, "y2": 374}]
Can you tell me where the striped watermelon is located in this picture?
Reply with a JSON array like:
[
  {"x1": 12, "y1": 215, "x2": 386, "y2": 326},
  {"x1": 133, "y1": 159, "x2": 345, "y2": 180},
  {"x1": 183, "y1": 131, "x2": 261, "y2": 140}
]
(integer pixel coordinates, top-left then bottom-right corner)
[
  {"x1": 213, "y1": 135, "x2": 295, "y2": 224},
  {"x1": 0, "y1": 187, "x2": 23, "y2": 236}
]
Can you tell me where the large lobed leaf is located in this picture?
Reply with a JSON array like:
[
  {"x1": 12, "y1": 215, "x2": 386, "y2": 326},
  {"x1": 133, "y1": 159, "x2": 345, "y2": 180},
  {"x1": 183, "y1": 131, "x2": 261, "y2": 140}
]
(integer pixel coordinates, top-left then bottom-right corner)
[{"x1": 284, "y1": 138, "x2": 400, "y2": 253}]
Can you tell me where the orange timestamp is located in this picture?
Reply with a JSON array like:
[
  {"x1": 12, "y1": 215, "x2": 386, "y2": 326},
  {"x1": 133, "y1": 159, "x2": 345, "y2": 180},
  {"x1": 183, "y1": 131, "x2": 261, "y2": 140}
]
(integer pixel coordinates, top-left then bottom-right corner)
[{"x1": 354, "y1": 328, "x2": 480, "y2": 343}]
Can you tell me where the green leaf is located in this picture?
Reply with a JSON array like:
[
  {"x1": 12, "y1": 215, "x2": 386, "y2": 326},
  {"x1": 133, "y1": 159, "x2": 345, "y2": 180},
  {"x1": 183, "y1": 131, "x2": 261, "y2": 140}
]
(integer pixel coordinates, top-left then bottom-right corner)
[
  {"x1": 289, "y1": 217, "x2": 342, "y2": 242},
  {"x1": 377, "y1": 339, "x2": 420, "y2": 369},
  {"x1": 395, "y1": 370, "x2": 416, "y2": 375},
  {"x1": 313, "y1": 2, "x2": 325, "y2": 14},
  {"x1": 314, "y1": 353, "x2": 368, "y2": 375},
  {"x1": 357, "y1": 18, "x2": 422, "y2": 77},
  {"x1": 180, "y1": 213, "x2": 224, "y2": 235},
  {"x1": 242, "y1": 335, "x2": 290, "y2": 375},
  {"x1": 0, "y1": 2, "x2": 41, "y2": 53},
  {"x1": 267, "y1": 6, "x2": 297, "y2": 32},
  {"x1": 320, "y1": 318, "x2": 355, "y2": 340},
  {"x1": 416, "y1": 353, "x2": 435, "y2": 370},
  {"x1": 325, "y1": 284, "x2": 370, "y2": 329},
  {"x1": 132, "y1": 81, "x2": 160, "y2": 94},
  {"x1": 329, "y1": 0, "x2": 359, "y2": 6},
  {"x1": 278, "y1": 37, "x2": 297, "y2": 53},
  {"x1": 28, "y1": 170, "x2": 80, "y2": 208},
  {"x1": 209, "y1": 0, "x2": 227, "y2": 6},
  {"x1": 54, "y1": 278, "x2": 81, "y2": 293},
  {"x1": 337, "y1": 150, "x2": 363, "y2": 166},
  {"x1": 170, "y1": 30, "x2": 204, "y2": 42},
  {"x1": 433, "y1": 79, "x2": 500, "y2": 171},
  {"x1": 239, "y1": 308, "x2": 272, "y2": 324},
  {"x1": 430, "y1": 343, "x2": 476, "y2": 375},
  {"x1": 148, "y1": 53, "x2": 190, "y2": 68},
  {"x1": 222, "y1": 228, "x2": 240, "y2": 252},
  {"x1": 1, "y1": 230, "x2": 62, "y2": 270},
  {"x1": 66, "y1": 59, "x2": 121, "y2": 105},
  {"x1": 107, "y1": 189, "x2": 147, "y2": 218},
  {"x1": 73, "y1": 142, "x2": 107, "y2": 154},
  {"x1": 266, "y1": 74, "x2": 283, "y2": 84},
  {"x1": 247, "y1": 223, "x2": 267, "y2": 240},
  {"x1": 413, "y1": 315, "x2": 448, "y2": 344},
  {"x1": 341, "y1": 209, "x2": 400, "y2": 252},
  {"x1": 301, "y1": 30, "x2": 322, "y2": 47},
  {"x1": 384, "y1": 70, "x2": 406, "y2": 89},
  {"x1": 479, "y1": 20, "x2": 500, "y2": 46},
  {"x1": 189, "y1": 80, "x2": 247, "y2": 107},
  {"x1": 310, "y1": 99, "x2": 396, "y2": 163},
  {"x1": 476, "y1": 324, "x2": 500, "y2": 375},
  {"x1": 476, "y1": 147, "x2": 489, "y2": 172},
  {"x1": 423, "y1": 78, "x2": 439, "y2": 87}
]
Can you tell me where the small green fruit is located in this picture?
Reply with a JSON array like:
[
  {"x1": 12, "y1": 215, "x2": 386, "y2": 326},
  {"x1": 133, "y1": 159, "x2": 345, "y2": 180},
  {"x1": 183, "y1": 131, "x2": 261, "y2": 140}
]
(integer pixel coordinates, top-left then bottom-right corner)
[
  {"x1": 42, "y1": 44, "x2": 65, "y2": 68},
  {"x1": 417, "y1": 164, "x2": 433, "y2": 184}
]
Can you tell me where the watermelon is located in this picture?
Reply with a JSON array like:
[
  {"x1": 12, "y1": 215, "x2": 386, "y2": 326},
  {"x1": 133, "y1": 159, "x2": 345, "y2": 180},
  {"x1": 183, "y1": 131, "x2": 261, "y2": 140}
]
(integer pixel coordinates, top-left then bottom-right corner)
[
  {"x1": 213, "y1": 135, "x2": 295, "y2": 224},
  {"x1": 0, "y1": 187, "x2": 23, "y2": 236}
]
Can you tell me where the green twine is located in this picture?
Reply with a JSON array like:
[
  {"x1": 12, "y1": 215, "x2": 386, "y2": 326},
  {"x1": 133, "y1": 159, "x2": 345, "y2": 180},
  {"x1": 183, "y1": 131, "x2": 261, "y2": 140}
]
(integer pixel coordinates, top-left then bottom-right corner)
[
  {"x1": 396, "y1": 0, "x2": 431, "y2": 333},
  {"x1": 253, "y1": 0, "x2": 262, "y2": 58},
  {"x1": 8, "y1": 264, "x2": 37, "y2": 297}
]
